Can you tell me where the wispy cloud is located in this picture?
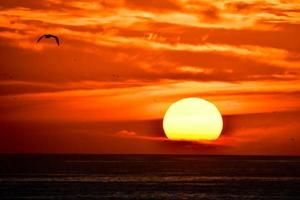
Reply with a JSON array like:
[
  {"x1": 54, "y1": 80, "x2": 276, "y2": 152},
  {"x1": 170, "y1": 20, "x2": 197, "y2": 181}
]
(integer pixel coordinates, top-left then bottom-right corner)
[{"x1": 0, "y1": 0, "x2": 300, "y2": 154}]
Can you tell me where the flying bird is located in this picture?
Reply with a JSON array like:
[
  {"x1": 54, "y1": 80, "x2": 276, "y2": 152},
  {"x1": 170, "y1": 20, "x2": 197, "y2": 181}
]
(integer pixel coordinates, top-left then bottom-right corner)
[{"x1": 37, "y1": 34, "x2": 60, "y2": 46}]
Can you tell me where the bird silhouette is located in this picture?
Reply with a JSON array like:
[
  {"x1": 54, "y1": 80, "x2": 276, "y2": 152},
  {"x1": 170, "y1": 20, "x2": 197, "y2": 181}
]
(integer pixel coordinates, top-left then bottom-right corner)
[{"x1": 37, "y1": 34, "x2": 60, "y2": 46}]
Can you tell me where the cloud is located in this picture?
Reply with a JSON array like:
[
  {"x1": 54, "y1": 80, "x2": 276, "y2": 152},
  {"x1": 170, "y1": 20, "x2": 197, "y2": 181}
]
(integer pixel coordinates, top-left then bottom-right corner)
[
  {"x1": 225, "y1": 1, "x2": 299, "y2": 18},
  {"x1": 1, "y1": 3, "x2": 299, "y2": 87},
  {"x1": 0, "y1": 33, "x2": 298, "y2": 88},
  {"x1": 1, "y1": 111, "x2": 299, "y2": 154},
  {"x1": 123, "y1": 0, "x2": 182, "y2": 13},
  {"x1": 116, "y1": 129, "x2": 137, "y2": 137},
  {"x1": 0, "y1": 0, "x2": 54, "y2": 10},
  {"x1": 218, "y1": 111, "x2": 300, "y2": 155},
  {"x1": 0, "y1": 0, "x2": 299, "y2": 154},
  {"x1": 1, "y1": 80, "x2": 299, "y2": 123}
]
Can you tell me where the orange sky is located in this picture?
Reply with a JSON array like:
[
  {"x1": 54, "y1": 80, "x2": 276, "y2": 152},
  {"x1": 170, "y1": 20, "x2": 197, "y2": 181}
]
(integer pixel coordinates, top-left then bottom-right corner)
[{"x1": 0, "y1": 0, "x2": 300, "y2": 154}]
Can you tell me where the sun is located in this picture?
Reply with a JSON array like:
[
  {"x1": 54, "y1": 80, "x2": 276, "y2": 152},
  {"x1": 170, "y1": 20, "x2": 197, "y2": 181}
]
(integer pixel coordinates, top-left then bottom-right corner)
[{"x1": 163, "y1": 98, "x2": 223, "y2": 141}]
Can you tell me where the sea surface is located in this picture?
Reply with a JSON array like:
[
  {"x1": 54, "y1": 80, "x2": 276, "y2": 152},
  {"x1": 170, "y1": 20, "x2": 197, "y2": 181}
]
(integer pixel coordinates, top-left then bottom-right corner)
[{"x1": 0, "y1": 155, "x2": 300, "y2": 199}]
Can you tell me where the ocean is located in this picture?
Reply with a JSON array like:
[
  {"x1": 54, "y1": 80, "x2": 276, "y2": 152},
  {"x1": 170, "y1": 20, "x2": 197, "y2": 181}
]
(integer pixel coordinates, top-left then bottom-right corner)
[{"x1": 0, "y1": 155, "x2": 299, "y2": 199}]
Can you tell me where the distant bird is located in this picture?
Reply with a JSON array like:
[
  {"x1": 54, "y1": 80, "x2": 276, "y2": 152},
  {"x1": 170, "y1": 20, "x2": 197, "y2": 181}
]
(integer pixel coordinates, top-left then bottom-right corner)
[
  {"x1": 37, "y1": 34, "x2": 60, "y2": 46},
  {"x1": 112, "y1": 74, "x2": 120, "y2": 79}
]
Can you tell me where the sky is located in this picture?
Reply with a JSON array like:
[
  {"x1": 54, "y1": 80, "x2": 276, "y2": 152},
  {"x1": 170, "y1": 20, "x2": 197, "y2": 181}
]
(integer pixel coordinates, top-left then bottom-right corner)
[{"x1": 0, "y1": 0, "x2": 300, "y2": 155}]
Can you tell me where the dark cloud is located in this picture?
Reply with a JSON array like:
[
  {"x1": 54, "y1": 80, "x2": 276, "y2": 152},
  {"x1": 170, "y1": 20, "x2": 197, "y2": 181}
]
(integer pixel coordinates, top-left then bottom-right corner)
[
  {"x1": 143, "y1": 22, "x2": 300, "y2": 53},
  {"x1": 124, "y1": 0, "x2": 182, "y2": 12},
  {"x1": 1, "y1": 110, "x2": 299, "y2": 154},
  {"x1": 0, "y1": 38, "x2": 152, "y2": 83},
  {"x1": 151, "y1": 50, "x2": 296, "y2": 82},
  {"x1": 0, "y1": 39, "x2": 297, "y2": 96},
  {"x1": 222, "y1": 111, "x2": 300, "y2": 136},
  {"x1": 225, "y1": 1, "x2": 290, "y2": 17},
  {"x1": 0, "y1": 119, "x2": 220, "y2": 154},
  {"x1": 0, "y1": 0, "x2": 76, "y2": 11},
  {"x1": 0, "y1": 0, "x2": 50, "y2": 10},
  {"x1": 8, "y1": 18, "x2": 300, "y2": 53}
]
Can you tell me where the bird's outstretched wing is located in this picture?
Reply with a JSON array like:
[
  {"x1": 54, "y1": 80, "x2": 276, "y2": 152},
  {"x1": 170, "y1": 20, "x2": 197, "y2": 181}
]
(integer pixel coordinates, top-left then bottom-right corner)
[
  {"x1": 52, "y1": 35, "x2": 60, "y2": 46},
  {"x1": 36, "y1": 35, "x2": 45, "y2": 43},
  {"x1": 36, "y1": 34, "x2": 60, "y2": 46}
]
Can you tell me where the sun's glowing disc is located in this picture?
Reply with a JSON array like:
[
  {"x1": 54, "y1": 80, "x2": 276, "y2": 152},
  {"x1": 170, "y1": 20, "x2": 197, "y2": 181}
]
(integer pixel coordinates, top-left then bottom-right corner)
[{"x1": 163, "y1": 98, "x2": 223, "y2": 141}]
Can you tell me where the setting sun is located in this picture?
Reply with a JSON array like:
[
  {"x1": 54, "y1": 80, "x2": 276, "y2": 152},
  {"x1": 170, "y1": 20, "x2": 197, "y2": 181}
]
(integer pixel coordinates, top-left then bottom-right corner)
[
  {"x1": 163, "y1": 98, "x2": 223, "y2": 141},
  {"x1": 0, "y1": 0, "x2": 299, "y2": 198}
]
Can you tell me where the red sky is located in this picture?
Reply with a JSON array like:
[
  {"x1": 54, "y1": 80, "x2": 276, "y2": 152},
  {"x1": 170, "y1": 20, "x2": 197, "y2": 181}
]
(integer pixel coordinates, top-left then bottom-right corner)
[{"x1": 0, "y1": 0, "x2": 300, "y2": 154}]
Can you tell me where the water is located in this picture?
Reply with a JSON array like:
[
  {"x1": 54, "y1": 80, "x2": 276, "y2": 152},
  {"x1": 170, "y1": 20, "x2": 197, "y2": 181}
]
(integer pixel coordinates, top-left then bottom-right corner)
[{"x1": 0, "y1": 155, "x2": 299, "y2": 199}]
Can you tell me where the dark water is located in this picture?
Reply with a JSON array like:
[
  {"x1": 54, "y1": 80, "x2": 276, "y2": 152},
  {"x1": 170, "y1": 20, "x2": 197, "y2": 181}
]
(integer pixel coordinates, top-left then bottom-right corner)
[{"x1": 0, "y1": 155, "x2": 300, "y2": 199}]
